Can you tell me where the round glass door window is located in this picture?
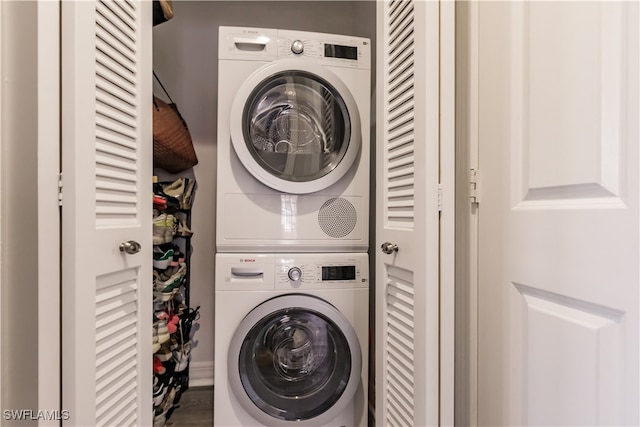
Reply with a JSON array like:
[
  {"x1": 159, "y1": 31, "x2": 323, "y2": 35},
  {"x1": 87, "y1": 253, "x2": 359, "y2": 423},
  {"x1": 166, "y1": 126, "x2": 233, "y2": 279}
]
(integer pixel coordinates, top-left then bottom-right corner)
[
  {"x1": 237, "y1": 307, "x2": 352, "y2": 421},
  {"x1": 242, "y1": 71, "x2": 351, "y2": 183}
]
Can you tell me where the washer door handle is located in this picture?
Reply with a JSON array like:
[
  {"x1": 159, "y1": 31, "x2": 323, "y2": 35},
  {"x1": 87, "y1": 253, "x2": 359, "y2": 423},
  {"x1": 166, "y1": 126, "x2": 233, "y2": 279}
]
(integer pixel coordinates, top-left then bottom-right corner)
[{"x1": 380, "y1": 242, "x2": 399, "y2": 255}]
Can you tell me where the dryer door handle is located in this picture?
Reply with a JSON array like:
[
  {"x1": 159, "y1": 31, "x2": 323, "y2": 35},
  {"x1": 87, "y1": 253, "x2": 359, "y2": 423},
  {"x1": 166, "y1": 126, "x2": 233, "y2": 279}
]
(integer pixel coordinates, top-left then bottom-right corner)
[{"x1": 231, "y1": 267, "x2": 264, "y2": 278}]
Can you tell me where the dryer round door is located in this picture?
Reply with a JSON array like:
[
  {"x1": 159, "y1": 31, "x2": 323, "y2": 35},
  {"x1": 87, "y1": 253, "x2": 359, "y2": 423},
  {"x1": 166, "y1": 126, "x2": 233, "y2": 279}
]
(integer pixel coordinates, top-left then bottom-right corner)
[
  {"x1": 227, "y1": 294, "x2": 362, "y2": 426},
  {"x1": 230, "y1": 59, "x2": 362, "y2": 194}
]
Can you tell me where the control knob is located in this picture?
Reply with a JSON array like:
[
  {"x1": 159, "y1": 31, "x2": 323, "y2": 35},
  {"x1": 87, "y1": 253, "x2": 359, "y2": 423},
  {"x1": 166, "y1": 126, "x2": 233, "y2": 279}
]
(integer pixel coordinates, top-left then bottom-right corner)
[
  {"x1": 288, "y1": 267, "x2": 302, "y2": 282},
  {"x1": 291, "y1": 40, "x2": 304, "y2": 55}
]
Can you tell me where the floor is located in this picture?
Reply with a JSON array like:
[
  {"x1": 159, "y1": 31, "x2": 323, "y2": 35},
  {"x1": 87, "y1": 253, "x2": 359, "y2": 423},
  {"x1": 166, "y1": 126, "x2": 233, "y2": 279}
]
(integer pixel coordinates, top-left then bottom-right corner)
[{"x1": 166, "y1": 386, "x2": 213, "y2": 426}]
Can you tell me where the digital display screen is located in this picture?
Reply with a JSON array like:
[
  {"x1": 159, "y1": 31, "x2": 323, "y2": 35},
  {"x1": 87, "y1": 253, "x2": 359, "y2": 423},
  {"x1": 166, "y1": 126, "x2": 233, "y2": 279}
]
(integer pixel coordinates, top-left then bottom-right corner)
[
  {"x1": 322, "y1": 266, "x2": 356, "y2": 281},
  {"x1": 324, "y1": 44, "x2": 358, "y2": 60}
]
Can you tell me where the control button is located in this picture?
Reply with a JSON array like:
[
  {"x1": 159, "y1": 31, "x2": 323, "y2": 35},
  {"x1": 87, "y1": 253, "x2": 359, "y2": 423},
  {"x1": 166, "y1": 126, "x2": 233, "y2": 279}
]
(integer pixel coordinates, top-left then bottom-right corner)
[
  {"x1": 291, "y1": 40, "x2": 304, "y2": 55},
  {"x1": 288, "y1": 267, "x2": 302, "y2": 282}
]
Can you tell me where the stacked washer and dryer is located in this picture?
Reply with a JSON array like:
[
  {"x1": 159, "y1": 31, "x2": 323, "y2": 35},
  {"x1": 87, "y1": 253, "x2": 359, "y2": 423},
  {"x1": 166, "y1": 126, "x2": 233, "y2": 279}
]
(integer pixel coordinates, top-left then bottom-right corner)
[{"x1": 215, "y1": 27, "x2": 371, "y2": 427}]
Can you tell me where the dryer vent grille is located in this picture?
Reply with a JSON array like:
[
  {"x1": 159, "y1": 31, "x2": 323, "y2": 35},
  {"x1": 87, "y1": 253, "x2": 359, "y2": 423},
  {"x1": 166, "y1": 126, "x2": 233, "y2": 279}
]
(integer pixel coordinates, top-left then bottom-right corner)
[{"x1": 318, "y1": 198, "x2": 357, "y2": 238}]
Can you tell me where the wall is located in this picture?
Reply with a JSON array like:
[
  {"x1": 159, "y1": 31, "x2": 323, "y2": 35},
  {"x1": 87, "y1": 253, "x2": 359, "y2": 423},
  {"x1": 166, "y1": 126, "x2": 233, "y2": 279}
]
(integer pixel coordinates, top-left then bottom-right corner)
[
  {"x1": 152, "y1": 1, "x2": 375, "y2": 385},
  {"x1": 0, "y1": 1, "x2": 39, "y2": 418},
  {"x1": 1, "y1": 1, "x2": 61, "y2": 423},
  {"x1": 454, "y1": 2, "x2": 473, "y2": 426}
]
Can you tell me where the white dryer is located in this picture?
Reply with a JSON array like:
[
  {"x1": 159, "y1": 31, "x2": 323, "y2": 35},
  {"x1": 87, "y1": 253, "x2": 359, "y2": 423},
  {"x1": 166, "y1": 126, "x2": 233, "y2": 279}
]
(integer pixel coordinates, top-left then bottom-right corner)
[
  {"x1": 214, "y1": 253, "x2": 369, "y2": 426},
  {"x1": 217, "y1": 27, "x2": 371, "y2": 252}
]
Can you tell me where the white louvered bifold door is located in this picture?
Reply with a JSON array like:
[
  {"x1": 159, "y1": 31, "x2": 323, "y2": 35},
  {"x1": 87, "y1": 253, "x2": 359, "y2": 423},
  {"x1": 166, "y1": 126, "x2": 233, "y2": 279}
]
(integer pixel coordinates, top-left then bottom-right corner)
[
  {"x1": 375, "y1": 1, "x2": 441, "y2": 426},
  {"x1": 61, "y1": 1, "x2": 152, "y2": 425}
]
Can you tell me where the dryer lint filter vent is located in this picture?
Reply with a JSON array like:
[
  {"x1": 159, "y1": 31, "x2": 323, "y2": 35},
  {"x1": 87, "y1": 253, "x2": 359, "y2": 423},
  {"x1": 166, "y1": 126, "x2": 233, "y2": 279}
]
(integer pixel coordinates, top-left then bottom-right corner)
[{"x1": 318, "y1": 198, "x2": 357, "y2": 238}]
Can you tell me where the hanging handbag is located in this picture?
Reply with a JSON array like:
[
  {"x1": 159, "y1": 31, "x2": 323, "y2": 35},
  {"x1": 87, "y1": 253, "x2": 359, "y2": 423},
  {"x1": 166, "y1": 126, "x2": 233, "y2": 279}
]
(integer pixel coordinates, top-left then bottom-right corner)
[
  {"x1": 153, "y1": 0, "x2": 174, "y2": 26},
  {"x1": 152, "y1": 72, "x2": 199, "y2": 173}
]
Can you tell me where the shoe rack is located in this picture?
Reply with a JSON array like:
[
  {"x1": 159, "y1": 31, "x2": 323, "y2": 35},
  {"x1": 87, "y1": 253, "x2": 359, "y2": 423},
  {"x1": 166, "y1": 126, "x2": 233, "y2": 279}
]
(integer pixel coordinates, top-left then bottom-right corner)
[{"x1": 152, "y1": 176, "x2": 200, "y2": 426}]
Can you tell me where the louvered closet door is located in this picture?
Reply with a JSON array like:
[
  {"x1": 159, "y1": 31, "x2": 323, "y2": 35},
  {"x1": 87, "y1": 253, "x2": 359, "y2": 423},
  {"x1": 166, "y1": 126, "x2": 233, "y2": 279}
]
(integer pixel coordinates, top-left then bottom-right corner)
[
  {"x1": 61, "y1": 1, "x2": 152, "y2": 426},
  {"x1": 375, "y1": 1, "x2": 441, "y2": 426}
]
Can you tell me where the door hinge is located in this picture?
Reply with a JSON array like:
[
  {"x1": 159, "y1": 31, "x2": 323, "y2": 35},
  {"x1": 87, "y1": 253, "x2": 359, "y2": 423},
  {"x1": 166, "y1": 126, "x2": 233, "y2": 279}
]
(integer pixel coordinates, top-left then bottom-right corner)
[
  {"x1": 438, "y1": 184, "x2": 443, "y2": 212},
  {"x1": 470, "y1": 169, "x2": 480, "y2": 205},
  {"x1": 58, "y1": 172, "x2": 63, "y2": 207}
]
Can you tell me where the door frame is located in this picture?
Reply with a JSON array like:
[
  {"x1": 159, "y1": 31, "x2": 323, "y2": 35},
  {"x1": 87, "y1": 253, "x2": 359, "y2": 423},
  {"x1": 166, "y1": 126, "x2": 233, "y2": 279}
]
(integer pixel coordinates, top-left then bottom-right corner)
[
  {"x1": 455, "y1": 2, "x2": 480, "y2": 426},
  {"x1": 0, "y1": 0, "x2": 61, "y2": 420},
  {"x1": 440, "y1": 1, "x2": 456, "y2": 425},
  {"x1": 37, "y1": 0, "x2": 62, "y2": 420}
]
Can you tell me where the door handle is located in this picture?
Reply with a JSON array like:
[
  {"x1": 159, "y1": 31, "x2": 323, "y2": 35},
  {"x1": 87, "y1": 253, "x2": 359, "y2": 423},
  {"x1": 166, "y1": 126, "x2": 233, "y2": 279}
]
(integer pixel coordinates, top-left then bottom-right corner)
[
  {"x1": 119, "y1": 240, "x2": 141, "y2": 255},
  {"x1": 380, "y1": 242, "x2": 399, "y2": 254},
  {"x1": 231, "y1": 267, "x2": 264, "y2": 278}
]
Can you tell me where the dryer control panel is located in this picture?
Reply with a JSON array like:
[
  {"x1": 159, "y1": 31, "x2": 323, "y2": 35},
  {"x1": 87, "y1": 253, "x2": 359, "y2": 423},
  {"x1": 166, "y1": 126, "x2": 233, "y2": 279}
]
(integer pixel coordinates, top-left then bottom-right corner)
[
  {"x1": 277, "y1": 29, "x2": 370, "y2": 69},
  {"x1": 219, "y1": 27, "x2": 370, "y2": 69}
]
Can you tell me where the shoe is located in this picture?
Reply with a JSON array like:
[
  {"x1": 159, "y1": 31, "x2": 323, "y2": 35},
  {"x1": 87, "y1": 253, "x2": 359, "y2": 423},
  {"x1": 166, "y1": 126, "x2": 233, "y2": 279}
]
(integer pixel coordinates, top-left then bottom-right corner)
[
  {"x1": 174, "y1": 371, "x2": 190, "y2": 397},
  {"x1": 153, "y1": 213, "x2": 177, "y2": 245},
  {"x1": 153, "y1": 377, "x2": 167, "y2": 407},
  {"x1": 153, "y1": 411, "x2": 166, "y2": 427},
  {"x1": 171, "y1": 249, "x2": 185, "y2": 267},
  {"x1": 176, "y1": 220, "x2": 193, "y2": 237},
  {"x1": 167, "y1": 321, "x2": 177, "y2": 334},
  {"x1": 153, "y1": 320, "x2": 170, "y2": 345},
  {"x1": 153, "y1": 183, "x2": 181, "y2": 210},
  {"x1": 152, "y1": 213, "x2": 167, "y2": 245},
  {"x1": 154, "y1": 288, "x2": 178, "y2": 302},
  {"x1": 153, "y1": 356, "x2": 166, "y2": 375},
  {"x1": 153, "y1": 271, "x2": 180, "y2": 302},
  {"x1": 154, "y1": 263, "x2": 187, "y2": 293},
  {"x1": 169, "y1": 336, "x2": 179, "y2": 351},
  {"x1": 158, "y1": 311, "x2": 177, "y2": 335},
  {"x1": 153, "y1": 195, "x2": 167, "y2": 211},
  {"x1": 158, "y1": 310, "x2": 180, "y2": 327},
  {"x1": 154, "y1": 309, "x2": 180, "y2": 326},
  {"x1": 160, "y1": 178, "x2": 195, "y2": 210},
  {"x1": 153, "y1": 247, "x2": 174, "y2": 269},
  {"x1": 153, "y1": 316, "x2": 169, "y2": 335},
  {"x1": 156, "y1": 342, "x2": 173, "y2": 362},
  {"x1": 154, "y1": 361, "x2": 175, "y2": 394},
  {"x1": 156, "y1": 383, "x2": 177, "y2": 417},
  {"x1": 153, "y1": 312, "x2": 173, "y2": 333},
  {"x1": 153, "y1": 297, "x2": 167, "y2": 312}
]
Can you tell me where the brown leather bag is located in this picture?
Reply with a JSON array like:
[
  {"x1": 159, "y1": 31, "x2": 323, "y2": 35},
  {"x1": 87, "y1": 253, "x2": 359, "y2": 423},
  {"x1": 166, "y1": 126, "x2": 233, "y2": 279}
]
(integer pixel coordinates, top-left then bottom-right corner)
[
  {"x1": 152, "y1": 72, "x2": 198, "y2": 173},
  {"x1": 153, "y1": 0, "x2": 174, "y2": 26}
]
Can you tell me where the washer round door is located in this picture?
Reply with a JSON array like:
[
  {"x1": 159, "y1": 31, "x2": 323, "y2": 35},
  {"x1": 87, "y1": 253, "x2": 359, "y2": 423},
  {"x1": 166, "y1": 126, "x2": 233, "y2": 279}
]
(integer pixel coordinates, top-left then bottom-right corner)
[
  {"x1": 230, "y1": 59, "x2": 361, "y2": 194},
  {"x1": 227, "y1": 294, "x2": 362, "y2": 426}
]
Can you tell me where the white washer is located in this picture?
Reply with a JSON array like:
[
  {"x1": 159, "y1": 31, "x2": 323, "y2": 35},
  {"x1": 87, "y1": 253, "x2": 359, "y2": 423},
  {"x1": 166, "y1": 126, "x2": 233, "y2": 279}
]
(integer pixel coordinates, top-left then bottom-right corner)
[
  {"x1": 217, "y1": 27, "x2": 371, "y2": 252},
  {"x1": 214, "y1": 253, "x2": 369, "y2": 427}
]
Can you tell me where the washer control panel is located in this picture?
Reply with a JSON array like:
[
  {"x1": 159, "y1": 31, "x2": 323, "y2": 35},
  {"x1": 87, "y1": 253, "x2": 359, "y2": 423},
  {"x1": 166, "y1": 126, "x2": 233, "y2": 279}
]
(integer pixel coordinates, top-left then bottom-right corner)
[
  {"x1": 275, "y1": 254, "x2": 368, "y2": 289},
  {"x1": 216, "y1": 253, "x2": 368, "y2": 291}
]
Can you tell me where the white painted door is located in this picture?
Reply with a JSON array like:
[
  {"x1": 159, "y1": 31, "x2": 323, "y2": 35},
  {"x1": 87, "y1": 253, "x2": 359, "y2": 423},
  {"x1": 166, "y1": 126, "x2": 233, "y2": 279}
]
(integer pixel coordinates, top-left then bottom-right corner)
[
  {"x1": 375, "y1": 1, "x2": 441, "y2": 425},
  {"x1": 61, "y1": 1, "x2": 153, "y2": 426},
  {"x1": 477, "y1": 1, "x2": 639, "y2": 425}
]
